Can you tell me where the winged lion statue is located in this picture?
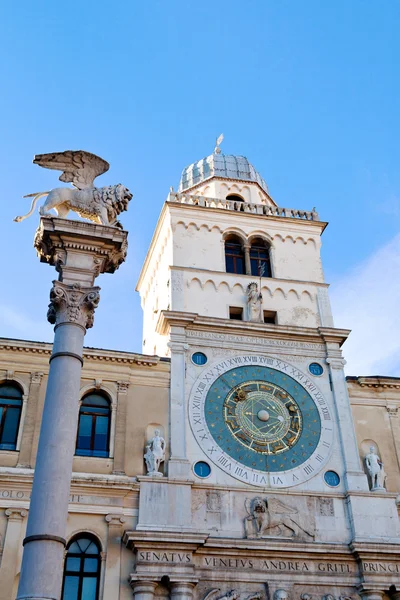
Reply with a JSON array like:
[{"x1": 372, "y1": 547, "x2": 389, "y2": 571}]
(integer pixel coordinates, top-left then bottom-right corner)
[
  {"x1": 14, "y1": 150, "x2": 132, "y2": 227},
  {"x1": 244, "y1": 496, "x2": 315, "y2": 539}
]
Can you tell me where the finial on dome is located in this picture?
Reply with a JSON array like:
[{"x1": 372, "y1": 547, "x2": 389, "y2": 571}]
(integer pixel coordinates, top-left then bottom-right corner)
[{"x1": 214, "y1": 133, "x2": 224, "y2": 154}]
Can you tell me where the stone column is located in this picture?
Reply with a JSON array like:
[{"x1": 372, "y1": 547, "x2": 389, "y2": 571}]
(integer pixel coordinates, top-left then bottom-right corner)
[
  {"x1": 243, "y1": 243, "x2": 251, "y2": 275},
  {"x1": 112, "y1": 382, "x2": 130, "y2": 474},
  {"x1": 17, "y1": 216, "x2": 128, "y2": 600},
  {"x1": 357, "y1": 589, "x2": 385, "y2": 600},
  {"x1": 131, "y1": 581, "x2": 158, "y2": 600},
  {"x1": 325, "y1": 354, "x2": 369, "y2": 491},
  {"x1": 170, "y1": 581, "x2": 196, "y2": 600},
  {"x1": 167, "y1": 338, "x2": 190, "y2": 477},
  {"x1": 17, "y1": 372, "x2": 43, "y2": 468},
  {"x1": 103, "y1": 514, "x2": 126, "y2": 600},
  {"x1": 0, "y1": 509, "x2": 28, "y2": 600}
]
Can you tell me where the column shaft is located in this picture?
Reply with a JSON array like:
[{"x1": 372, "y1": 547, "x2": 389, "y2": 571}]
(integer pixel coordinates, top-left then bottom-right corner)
[
  {"x1": 244, "y1": 244, "x2": 251, "y2": 275},
  {"x1": 103, "y1": 515, "x2": 126, "y2": 600},
  {"x1": 17, "y1": 322, "x2": 85, "y2": 600},
  {"x1": 170, "y1": 582, "x2": 196, "y2": 600}
]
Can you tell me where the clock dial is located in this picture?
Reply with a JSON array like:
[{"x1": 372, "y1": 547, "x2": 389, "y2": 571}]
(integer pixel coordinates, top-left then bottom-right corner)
[
  {"x1": 189, "y1": 355, "x2": 333, "y2": 488},
  {"x1": 224, "y1": 380, "x2": 302, "y2": 454}
]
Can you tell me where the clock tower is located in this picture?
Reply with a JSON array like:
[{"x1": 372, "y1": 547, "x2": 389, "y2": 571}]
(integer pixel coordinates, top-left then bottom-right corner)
[{"x1": 136, "y1": 145, "x2": 400, "y2": 557}]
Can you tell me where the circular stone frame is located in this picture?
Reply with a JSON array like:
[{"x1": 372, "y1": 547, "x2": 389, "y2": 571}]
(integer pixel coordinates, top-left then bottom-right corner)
[
  {"x1": 188, "y1": 354, "x2": 334, "y2": 488},
  {"x1": 192, "y1": 460, "x2": 212, "y2": 479},
  {"x1": 191, "y1": 351, "x2": 208, "y2": 366}
]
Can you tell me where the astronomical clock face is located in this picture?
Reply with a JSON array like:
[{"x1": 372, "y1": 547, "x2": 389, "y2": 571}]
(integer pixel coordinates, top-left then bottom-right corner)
[{"x1": 189, "y1": 355, "x2": 333, "y2": 488}]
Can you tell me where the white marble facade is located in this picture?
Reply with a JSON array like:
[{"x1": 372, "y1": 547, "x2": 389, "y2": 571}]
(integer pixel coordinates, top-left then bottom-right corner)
[{"x1": 0, "y1": 151, "x2": 399, "y2": 600}]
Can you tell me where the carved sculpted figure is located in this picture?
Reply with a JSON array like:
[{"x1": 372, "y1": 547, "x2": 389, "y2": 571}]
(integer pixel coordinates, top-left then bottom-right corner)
[
  {"x1": 204, "y1": 589, "x2": 261, "y2": 600},
  {"x1": 273, "y1": 591, "x2": 288, "y2": 600},
  {"x1": 246, "y1": 282, "x2": 263, "y2": 323},
  {"x1": 144, "y1": 429, "x2": 166, "y2": 476},
  {"x1": 365, "y1": 446, "x2": 386, "y2": 490},
  {"x1": 14, "y1": 150, "x2": 132, "y2": 227},
  {"x1": 245, "y1": 497, "x2": 315, "y2": 539}
]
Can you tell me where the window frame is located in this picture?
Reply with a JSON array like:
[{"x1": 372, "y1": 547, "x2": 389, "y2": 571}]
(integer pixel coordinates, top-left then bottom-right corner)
[
  {"x1": 225, "y1": 236, "x2": 245, "y2": 275},
  {"x1": 249, "y1": 238, "x2": 272, "y2": 278},
  {"x1": 0, "y1": 383, "x2": 23, "y2": 451},
  {"x1": 75, "y1": 393, "x2": 111, "y2": 458},
  {"x1": 61, "y1": 535, "x2": 102, "y2": 600}
]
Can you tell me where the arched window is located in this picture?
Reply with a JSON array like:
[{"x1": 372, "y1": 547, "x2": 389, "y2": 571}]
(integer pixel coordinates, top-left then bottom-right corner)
[
  {"x1": 62, "y1": 535, "x2": 101, "y2": 600},
  {"x1": 225, "y1": 235, "x2": 245, "y2": 274},
  {"x1": 76, "y1": 393, "x2": 110, "y2": 458},
  {"x1": 0, "y1": 383, "x2": 22, "y2": 450},
  {"x1": 226, "y1": 194, "x2": 244, "y2": 203},
  {"x1": 250, "y1": 238, "x2": 272, "y2": 277}
]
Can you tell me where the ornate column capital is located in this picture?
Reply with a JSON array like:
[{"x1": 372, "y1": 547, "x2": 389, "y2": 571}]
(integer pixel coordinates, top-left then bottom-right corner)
[
  {"x1": 47, "y1": 281, "x2": 100, "y2": 330},
  {"x1": 30, "y1": 372, "x2": 43, "y2": 385},
  {"x1": 117, "y1": 381, "x2": 130, "y2": 394},
  {"x1": 326, "y1": 357, "x2": 347, "y2": 370},
  {"x1": 5, "y1": 508, "x2": 28, "y2": 521},
  {"x1": 105, "y1": 513, "x2": 126, "y2": 526},
  {"x1": 167, "y1": 341, "x2": 189, "y2": 354},
  {"x1": 386, "y1": 404, "x2": 399, "y2": 417}
]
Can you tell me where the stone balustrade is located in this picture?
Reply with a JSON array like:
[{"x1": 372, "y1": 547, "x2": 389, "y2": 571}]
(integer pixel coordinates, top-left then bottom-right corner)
[{"x1": 167, "y1": 192, "x2": 319, "y2": 221}]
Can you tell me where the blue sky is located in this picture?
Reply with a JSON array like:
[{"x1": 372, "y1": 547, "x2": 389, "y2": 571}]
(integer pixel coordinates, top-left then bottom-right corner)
[{"x1": 1, "y1": 1, "x2": 399, "y2": 375}]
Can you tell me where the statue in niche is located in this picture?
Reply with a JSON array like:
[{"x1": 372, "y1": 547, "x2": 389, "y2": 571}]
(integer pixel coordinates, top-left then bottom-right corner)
[
  {"x1": 247, "y1": 282, "x2": 263, "y2": 323},
  {"x1": 365, "y1": 446, "x2": 386, "y2": 491},
  {"x1": 273, "y1": 591, "x2": 288, "y2": 600},
  {"x1": 245, "y1": 497, "x2": 315, "y2": 540},
  {"x1": 144, "y1": 429, "x2": 165, "y2": 477}
]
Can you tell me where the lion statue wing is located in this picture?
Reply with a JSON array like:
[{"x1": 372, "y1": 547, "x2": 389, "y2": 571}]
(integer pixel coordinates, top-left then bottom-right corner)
[
  {"x1": 244, "y1": 498, "x2": 253, "y2": 517},
  {"x1": 267, "y1": 497, "x2": 298, "y2": 515},
  {"x1": 33, "y1": 150, "x2": 109, "y2": 190}
]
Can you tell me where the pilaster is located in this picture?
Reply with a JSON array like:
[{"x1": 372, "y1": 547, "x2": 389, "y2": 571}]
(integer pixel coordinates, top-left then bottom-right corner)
[
  {"x1": 112, "y1": 381, "x2": 130, "y2": 474},
  {"x1": 322, "y1": 346, "x2": 369, "y2": 492},
  {"x1": 103, "y1": 514, "x2": 126, "y2": 600},
  {"x1": 0, "y1": 509, "x2": 28, "y2": 600},
  {"x1": 168, "y1": 337, "x2": 190, "y2": 478},
  {"x1": 17, "y1": 372, "x2": 43, "y2": 468}
]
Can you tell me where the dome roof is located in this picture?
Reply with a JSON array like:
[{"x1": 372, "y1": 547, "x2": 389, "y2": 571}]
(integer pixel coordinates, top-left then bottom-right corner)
[{"x1": 178, "y1": 153, "x2": 269, "y2": 195}]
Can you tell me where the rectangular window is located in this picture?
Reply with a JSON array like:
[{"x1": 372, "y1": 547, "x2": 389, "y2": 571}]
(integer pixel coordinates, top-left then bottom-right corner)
[
  {"x1": 229, "y1": 307, "x2": 243, "y2": 320},
  {"x1": 263, "y1": 310, "x2": 277, "y2": 324}
]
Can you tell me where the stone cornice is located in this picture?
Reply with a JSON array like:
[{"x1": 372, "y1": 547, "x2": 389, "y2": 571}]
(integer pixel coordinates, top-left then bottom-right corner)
[
  {"x1": 0, "y1": 338, "x2": 168, "y2": 367},
  {"x1": 167, "y1": 199, "x2": 328, "y2": 234},
  {"x1": 156, "y1": 310, "x2": 350, "y2": 347},
  {"x1": 170, "y1": 265, "x2": 330, "y2": 289},
  {"x1": 347, "y1": 375, "x2": 400, "y2": 389}
]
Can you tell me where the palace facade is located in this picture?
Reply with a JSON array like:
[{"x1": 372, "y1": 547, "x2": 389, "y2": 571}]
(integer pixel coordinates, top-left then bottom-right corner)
[{"x1": 0, "y1": 151, "x2": 400, "y2": 600}]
